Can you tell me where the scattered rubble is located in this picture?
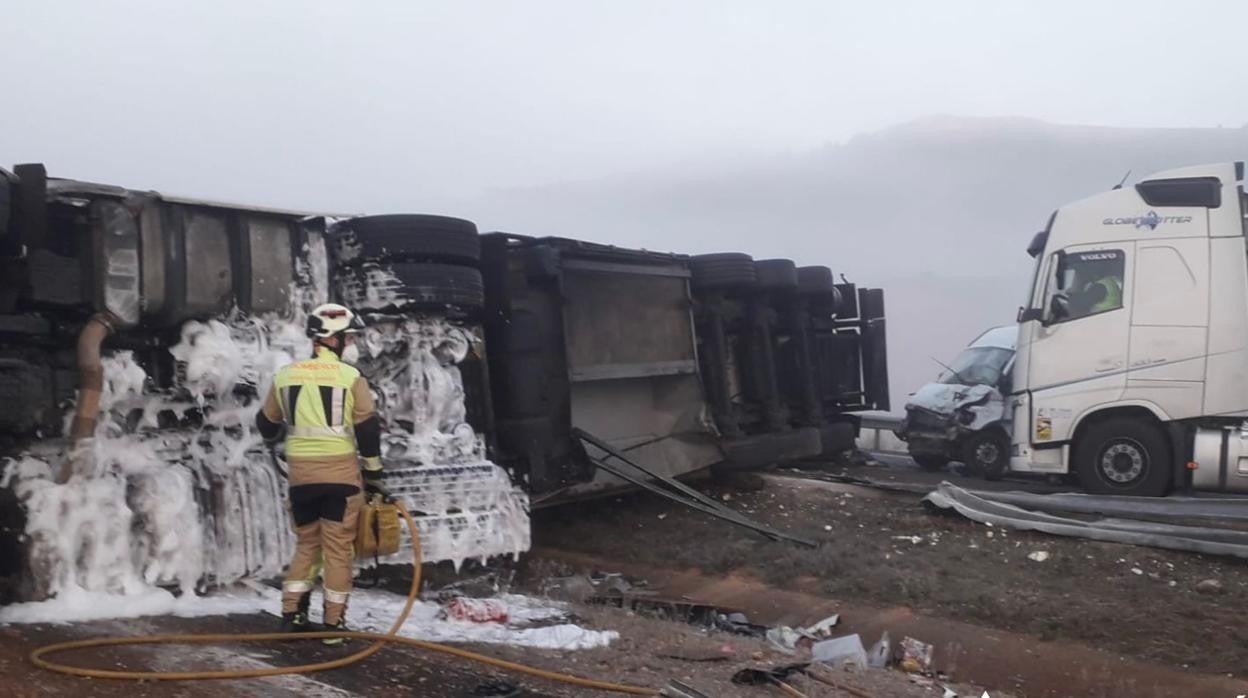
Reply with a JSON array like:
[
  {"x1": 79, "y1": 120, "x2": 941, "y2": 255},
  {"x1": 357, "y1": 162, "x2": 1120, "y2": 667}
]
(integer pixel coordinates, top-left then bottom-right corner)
[
  {"x1": 868, "y1": 631, "x2": 891, "y2": 668},
  {"x1": 1195, "y1": 579, "x2": 1223, "y2": 594},
  {"x1": 899, "y1": 636, "x2": 934, "y2": 674},
  {"x1": 813, "y1": 633, "x2": 868, "y2": 670},
  {"x1": 1026, "y1": 551, "x2": 1049, "y2": 562}
]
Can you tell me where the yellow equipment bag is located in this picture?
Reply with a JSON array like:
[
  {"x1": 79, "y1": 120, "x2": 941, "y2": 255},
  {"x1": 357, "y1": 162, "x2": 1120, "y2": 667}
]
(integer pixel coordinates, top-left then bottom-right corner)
[{"x1": 355, "y1": 495, "x2": 402, "y2": 560}]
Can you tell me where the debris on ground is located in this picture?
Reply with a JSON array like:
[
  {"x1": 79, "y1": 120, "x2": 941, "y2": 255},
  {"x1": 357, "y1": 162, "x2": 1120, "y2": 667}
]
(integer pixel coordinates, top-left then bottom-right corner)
[
  {"x1": 800, "y1": 613, "x2": 841, "y2": 639},
  {"x1": 1196, "y1": 578, "x2": 1224, "y2": 594},
  {"x1": 719, "y1": 611, "x2": 768, "y2": 637},
  {"x1": 436, "y1": 569, "x2": 517, "y2": 599},
  {"x1": 540, "y1": 574, "x2": 599, "y2": 603},
  {"x1": 765, "y1": 626, "x2": 804, "y2": 654},
  {"x1": 1027, "y1": 551, "x2": 1050, "y2": 562},
  {"x1": 657, "y1": 644, "x2": 735, "y2": 662},
  {"x1": 813, "y1": 633, "x2": 868, "y2": 670},
  {"x1": 899, "y1": 636, "x2": 934, "y2": 674},
  {"x1": 731, "y1": 662, "x2": 810, "y2": 689},
  {"x1": 923, "y1": 482, "x2": 1248, "y2": 559},
  {"x1": 868, "y1": 631, "x2": 892, "y2": 668},
  {"x1": 444, "y1": 596, "x2": 511, "y2": 624}
]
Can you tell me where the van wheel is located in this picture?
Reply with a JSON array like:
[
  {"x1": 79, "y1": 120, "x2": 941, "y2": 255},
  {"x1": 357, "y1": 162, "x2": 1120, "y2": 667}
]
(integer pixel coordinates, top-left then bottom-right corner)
[
  {"x1": 962, "y1": 430, "x2": 1009, "y2": 481},
  {"x1": 1074, "y1": 418, "x2": 1171, "y2": 497}
]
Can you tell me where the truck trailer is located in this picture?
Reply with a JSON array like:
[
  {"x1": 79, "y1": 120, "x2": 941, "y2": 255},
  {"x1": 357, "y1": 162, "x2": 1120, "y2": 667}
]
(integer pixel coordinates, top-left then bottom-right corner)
[
  {"x1": 1011, "y1": 161, "x2": 1248, "y2": 495},
  {"x1": 0, "y1": 163, "x2": 889, "y2": 601}
]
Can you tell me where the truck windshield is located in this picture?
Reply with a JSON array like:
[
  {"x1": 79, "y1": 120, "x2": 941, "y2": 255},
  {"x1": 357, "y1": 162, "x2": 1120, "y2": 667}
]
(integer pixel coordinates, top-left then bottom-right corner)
[{"x1": 938, "y1": 347, "x2": 1013, "y2": 386}]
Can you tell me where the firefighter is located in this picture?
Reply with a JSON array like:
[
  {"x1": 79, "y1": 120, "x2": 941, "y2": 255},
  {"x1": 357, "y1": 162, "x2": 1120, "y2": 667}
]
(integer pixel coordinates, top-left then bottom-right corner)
[{"x1": 255, "y1": 303, "x2": 384, "y2": 644}]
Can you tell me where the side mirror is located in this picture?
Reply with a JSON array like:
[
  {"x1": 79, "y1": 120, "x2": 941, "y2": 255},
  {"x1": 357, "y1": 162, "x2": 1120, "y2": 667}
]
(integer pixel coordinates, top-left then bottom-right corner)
[{"x1": 1043, "y1": 292, "x2": 1069, "y2": 325}]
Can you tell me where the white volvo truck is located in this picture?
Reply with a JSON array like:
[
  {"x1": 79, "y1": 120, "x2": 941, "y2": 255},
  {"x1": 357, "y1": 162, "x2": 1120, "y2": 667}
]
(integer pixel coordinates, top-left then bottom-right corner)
[{"x1": 1011, "y1": 161, "x2": 1248, "y2": 495}]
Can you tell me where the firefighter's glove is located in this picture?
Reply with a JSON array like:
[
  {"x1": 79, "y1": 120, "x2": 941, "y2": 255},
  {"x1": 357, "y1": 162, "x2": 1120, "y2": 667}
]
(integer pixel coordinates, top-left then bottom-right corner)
[{"x1": 362, "y1": 458, "x2": 389, "y2": 500}]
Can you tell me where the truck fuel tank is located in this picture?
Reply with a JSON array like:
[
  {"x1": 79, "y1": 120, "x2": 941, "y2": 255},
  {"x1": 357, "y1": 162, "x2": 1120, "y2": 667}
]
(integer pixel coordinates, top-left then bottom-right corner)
[{"x1": 1192, "y1": 426, "x2": 1248, "y2": 493}]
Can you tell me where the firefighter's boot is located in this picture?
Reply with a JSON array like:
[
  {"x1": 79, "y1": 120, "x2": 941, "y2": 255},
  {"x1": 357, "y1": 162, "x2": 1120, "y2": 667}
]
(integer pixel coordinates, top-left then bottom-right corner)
[
  {"x1": 280, "y1": 610, "x2": 316, "y2": 633},
  {"x1": 321, "y1": 615, "x2": 349, "y2": 646}
]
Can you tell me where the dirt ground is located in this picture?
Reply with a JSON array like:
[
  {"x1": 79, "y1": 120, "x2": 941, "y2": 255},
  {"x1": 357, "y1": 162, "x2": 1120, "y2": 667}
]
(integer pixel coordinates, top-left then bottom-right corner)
[
  {"x1": 530, "y1": 468, "x2": 1248, "y2": 691},
  {"x1": 0, "y1": 592, "x2": 990, "y2": 698},
  {"x1": 4, "y1": 459, "x2": 1248, "y2": 697}
]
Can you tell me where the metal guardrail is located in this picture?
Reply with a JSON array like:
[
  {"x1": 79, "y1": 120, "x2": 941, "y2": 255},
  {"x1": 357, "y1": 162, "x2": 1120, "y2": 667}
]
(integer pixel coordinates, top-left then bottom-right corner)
[
  {"x1": 856, "y1": 413, "x2": 907, "y2": 454},
  {"x1": 859, "y1": 413, "x2": 903, "y2": 432}
]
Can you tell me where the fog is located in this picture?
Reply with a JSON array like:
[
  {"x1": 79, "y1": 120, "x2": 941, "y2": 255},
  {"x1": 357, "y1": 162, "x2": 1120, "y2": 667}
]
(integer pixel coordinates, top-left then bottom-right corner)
[{"x1": 3, "y1": 1, "x2": 1247, "y2": 407}]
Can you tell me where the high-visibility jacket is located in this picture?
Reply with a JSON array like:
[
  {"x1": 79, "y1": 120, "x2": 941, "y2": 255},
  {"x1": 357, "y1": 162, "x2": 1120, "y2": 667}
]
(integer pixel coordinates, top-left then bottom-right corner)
[
  {"x1": 1087, "y1": 276, "x2": 1122, "y2": 314},
  {"x1": 261, "y1": 347, "x2": 378, "y2": 486}
]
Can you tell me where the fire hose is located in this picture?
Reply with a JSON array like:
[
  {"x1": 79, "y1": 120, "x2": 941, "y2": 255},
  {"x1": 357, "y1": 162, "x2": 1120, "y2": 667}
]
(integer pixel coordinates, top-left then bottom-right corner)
[{"x1": 29, "y1": 499, "x2": 659, "y2": 696}]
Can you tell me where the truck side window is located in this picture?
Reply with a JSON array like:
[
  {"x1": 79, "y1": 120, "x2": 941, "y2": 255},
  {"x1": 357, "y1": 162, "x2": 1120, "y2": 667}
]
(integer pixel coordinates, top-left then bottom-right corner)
[{"x1": 1058, "y1": 249, "x2": 1125, "y2": 321}]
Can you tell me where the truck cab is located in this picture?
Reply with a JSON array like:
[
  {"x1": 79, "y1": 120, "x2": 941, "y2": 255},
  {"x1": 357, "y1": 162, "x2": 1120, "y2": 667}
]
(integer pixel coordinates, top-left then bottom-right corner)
[{"x1": 1011, "y1": 162, "x2": 1248, "y2": 495}]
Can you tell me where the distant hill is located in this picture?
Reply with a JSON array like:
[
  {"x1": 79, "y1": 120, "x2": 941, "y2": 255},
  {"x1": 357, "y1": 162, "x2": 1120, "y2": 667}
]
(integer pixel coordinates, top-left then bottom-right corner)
[{"x1": 462, "y1": 117, "x2": 1248, "y2": 410}]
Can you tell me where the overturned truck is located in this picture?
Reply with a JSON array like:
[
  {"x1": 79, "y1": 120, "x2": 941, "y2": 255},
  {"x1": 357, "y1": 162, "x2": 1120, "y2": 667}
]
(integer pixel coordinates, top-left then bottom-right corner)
[{"x1": 0, "y1": 163, "x2": 889, "y2": 603}]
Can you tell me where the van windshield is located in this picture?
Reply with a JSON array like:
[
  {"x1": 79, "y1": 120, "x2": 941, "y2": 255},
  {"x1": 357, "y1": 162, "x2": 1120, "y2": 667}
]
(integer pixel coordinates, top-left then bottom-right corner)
[{"x1": 938, "y1": 347, "x2": 1013, "y2": 387}]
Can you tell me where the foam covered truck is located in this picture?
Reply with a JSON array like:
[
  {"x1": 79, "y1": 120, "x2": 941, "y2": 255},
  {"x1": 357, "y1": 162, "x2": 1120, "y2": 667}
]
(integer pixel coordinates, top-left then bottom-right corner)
[
  {"x1": 0, "y1": 163, "x2": 889, "y2": 602},
  {"x1": 1011, "y1": 162, "x2": 1248, "y2": 495}
]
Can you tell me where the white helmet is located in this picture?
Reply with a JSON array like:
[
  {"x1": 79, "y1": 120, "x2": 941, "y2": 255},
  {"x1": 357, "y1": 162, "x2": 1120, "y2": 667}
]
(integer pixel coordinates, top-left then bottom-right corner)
[{"x1": 306, "y1": 303, "x2": 364, "y2": 340}]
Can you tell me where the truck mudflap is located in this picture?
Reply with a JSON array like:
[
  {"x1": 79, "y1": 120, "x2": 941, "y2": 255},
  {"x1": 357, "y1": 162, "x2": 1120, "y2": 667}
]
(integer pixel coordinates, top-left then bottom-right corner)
[{"x1": 859, "y1": 288, "x2": 890, "y2": 412}]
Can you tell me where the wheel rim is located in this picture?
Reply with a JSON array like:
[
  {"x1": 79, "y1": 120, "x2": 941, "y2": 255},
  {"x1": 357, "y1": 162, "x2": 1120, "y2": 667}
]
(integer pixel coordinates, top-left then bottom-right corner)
[
  {"x1": 974, "y1": 441, "x2": 1000, "y2": 465},
  {"x1": 1098, "y1": 438, "x2": 1146, "y2": 484}
]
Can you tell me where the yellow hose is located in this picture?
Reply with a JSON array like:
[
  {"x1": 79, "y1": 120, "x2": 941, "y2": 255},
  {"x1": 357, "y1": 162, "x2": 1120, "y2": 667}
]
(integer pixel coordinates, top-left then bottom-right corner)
[{"x1": 30, "y1": 501, "x2": 659, "y2": 696}]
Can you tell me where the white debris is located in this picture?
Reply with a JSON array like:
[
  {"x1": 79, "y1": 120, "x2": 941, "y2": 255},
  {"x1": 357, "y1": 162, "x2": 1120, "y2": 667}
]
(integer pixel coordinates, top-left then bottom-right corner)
[
  {"x1": 312, "y1": 588, "x2": 617, "y2": 650},
  {"x1": 0, "y1": 584, "x2": 617, "y2": 651},
  {"x1": 892, "y1": 535, "x2": 923, "y2": 545},
  {"x1": 1131, "y1": 568, "x2": 1144, "y2": 576},
  {"x1": 1027, "y1": 551, "x2": 1050, "y2": 562},
  {"x1": 0, "y1": 587, "x2": 269, "y2": 625}
]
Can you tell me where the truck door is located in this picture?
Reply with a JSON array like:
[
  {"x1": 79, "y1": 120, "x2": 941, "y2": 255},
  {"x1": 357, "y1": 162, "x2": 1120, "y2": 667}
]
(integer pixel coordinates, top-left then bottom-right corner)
[{"x1": 1026, "y1": 245, "x2": 1133, "y2": 443}]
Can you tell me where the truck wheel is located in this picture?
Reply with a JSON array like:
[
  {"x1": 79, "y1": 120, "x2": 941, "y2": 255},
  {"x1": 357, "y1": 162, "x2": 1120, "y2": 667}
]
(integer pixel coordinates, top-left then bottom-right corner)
[
  {"x1": 1075, "y1": 418, "x2": 1172, "y2": 497},
  {"x1": 335, "y1": 214, "x2": 480, "y2": 266},
  {"x1": 962, "y1": 430, "x2": 1009, "y2": 481},
  {"x1": 690, "y1": 253, "x2": 756, "y2": 291},
  {"x1": 797, "y1": 266, "x2": 835, "y2": 295},
  {"x1": 911, "y1": 452, "x2": 949, "y2": 472},
  {"x1": 754, "y1": 259, "x2": 799, "y2": 291},
  {"x1": 338, "y1": 262, "x2": 485, "y2": 312}
]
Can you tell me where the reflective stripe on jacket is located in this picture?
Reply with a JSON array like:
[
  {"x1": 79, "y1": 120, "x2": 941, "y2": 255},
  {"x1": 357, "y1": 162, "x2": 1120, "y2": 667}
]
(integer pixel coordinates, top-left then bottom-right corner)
[{"x1": 272, "y1": 347, "x2": 363, "y2": 459}]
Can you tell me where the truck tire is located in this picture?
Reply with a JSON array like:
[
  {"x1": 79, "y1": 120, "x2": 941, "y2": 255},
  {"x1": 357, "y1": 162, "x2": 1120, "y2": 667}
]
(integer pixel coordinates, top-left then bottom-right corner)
[
  {"x1": 911, "y1": 451, "x2": 949, "y2": 472},
  {"x1": 338, "y1": 262, "x2": 485, "y2": 312},
  {"x1": 336, "y1": 215, "x2": 480, "y2": 266},
  {"x1": 1074, "y1": 417, "x2": 1171, "y2": 496},
  {"x1": 690, "y1": 253, "x2": 756, "y2": 291},
  {"x1": 962, "y1": 429, "x2": 1009, "y2": 481},
  {"x1": 754, "y1": 259, "x2": 798, "y2": 291},
  {"x1": 797, "y1": 266, "x2": 835, "y2": 294}
]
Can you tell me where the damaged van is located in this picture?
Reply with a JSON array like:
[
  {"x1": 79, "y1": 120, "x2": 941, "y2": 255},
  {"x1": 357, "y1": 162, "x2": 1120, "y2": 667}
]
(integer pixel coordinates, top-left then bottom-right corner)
[{"x1": 897, "y1": 325, "x2": 1016, "y2": 479}]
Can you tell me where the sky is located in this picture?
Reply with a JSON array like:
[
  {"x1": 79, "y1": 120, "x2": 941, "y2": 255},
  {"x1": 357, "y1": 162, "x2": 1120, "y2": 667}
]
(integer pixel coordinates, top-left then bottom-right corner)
[
  {"x1": 3, "y1": 1, "x2": 1247, "y2": 407},
  {"x1": 2, "y1": 1, "x2": 1247, "y2": 212}
]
